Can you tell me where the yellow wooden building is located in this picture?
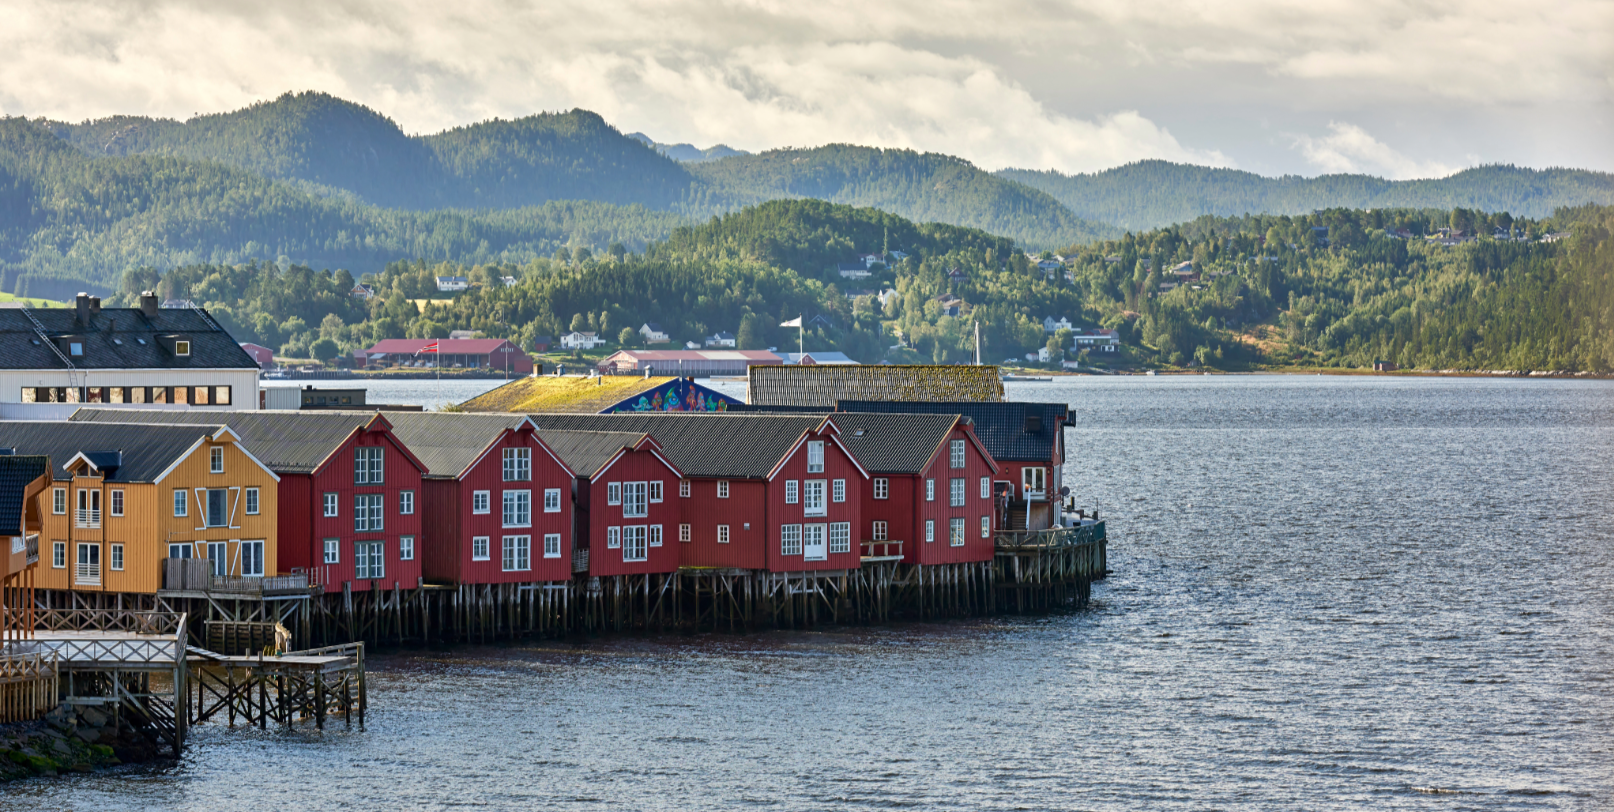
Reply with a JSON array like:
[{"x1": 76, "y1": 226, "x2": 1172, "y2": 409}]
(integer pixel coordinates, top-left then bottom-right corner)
[{"x1": 0, "y1": 422, "x2": 280, "y2": 595}]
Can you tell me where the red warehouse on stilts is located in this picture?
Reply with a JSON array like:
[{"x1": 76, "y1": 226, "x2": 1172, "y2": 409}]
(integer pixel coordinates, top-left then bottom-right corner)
[{"x1": 538, "y1": 431, "x2": 683, "y2": 578}]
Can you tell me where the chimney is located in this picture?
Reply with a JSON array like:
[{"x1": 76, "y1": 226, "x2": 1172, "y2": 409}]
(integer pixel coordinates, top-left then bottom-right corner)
[
  {"x1": 89, "y1": 296, "x2": 102, "y2": 316},
  {"x1": 644, "y1": 366, "x2": 652, "y2": 379},
  {"x1": 139, "y1": 290, "x2": 159, "y2": 318},
  {"x1": 75, "y1": 293, "x2": 91, "y2": 327}
]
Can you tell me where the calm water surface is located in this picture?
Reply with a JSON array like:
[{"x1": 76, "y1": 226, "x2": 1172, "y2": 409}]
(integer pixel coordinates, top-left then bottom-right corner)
[{"x1": 6, "y1": 376, "x2": 1611, "y2": 811}]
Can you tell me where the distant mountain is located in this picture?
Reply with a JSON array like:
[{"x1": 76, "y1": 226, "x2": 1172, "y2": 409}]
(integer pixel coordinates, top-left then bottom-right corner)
[
  {"x1": 998, "y1": 161, "x2": 1614, "y2": 231},
  {"x1": 626, "y1": 133, "x2": 750, "y2": 163},
  {"x1": 689, "y1": 145, "x2": 1115, "y2": 248}
]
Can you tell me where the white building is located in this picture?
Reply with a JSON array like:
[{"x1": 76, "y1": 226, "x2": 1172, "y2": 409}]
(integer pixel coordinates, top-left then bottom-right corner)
[
  {"x1": 1043, "y1": 316, "x2": 1074, "y2": 333},
  {"x1": 560, "y1": 331, "x2": 606, "y2": 350},
  {"x1": 1073, "y1": 329, "x2": 1121, "y2": 353},
  {"x1": 639, "y1": 323, "x2": 671, "y2": 344},
  {"x1": 704, "y1": 331, "x2": 737, "y2": 348},
  {"x1": 1, "y1": 292, "x2": 261, "y2": 417},
  {"x1": 435, "y1": 276, "x2": 469, "y2": 292}
]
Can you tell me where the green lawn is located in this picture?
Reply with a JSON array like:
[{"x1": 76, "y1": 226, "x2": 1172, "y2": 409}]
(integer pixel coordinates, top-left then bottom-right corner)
[{"x1": 0, "y1": 292, "x2": 65, "y2": 307}]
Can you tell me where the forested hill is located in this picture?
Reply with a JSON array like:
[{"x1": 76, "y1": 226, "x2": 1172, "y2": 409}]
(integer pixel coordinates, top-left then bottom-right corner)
[
  {"x1": 689, "y1": 145, "x2": 1115, "y2": 248},
  {"x1": 999, "y1": 161, "x2": 1614, "y2": 231}
]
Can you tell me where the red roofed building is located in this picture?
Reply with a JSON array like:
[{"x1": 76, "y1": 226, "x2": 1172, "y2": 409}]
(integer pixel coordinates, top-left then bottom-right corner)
[{"x1": 361, "y1": 339, "x2": 534, "y2": 374}]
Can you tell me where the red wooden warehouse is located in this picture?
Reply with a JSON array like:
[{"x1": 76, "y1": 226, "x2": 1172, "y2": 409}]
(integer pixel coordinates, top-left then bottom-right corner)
[{"x1": 538, "y1": 430, "x2": 683, "y2": 578}]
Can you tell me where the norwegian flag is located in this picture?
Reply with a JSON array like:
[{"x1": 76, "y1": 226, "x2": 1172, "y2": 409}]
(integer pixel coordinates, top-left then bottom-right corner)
[{"x1": 414, "y1": 341, "x2": 440, "y2": 355}]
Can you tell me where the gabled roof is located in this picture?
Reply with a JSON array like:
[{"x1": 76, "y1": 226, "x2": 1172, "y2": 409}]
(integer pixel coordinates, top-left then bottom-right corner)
[
  {"x1": 838, "y1": 400, "x2": 1068, "y2": 463},
  {"x1": 537, "y1": 430, "x2": 662, "y2": 479},
  {"x1": 67, "y1": 409, "x2": 417, "y2": 475},
  {"x1": 827, "y1": 412, "x2": 992, "y2": 474},
  {"x1": 0, "y1": 306, "x2": 259, "y2": 371},
  {"x1": 0, "y1": 422, "x2": 230, "y2": 482},
  {"x1": 529, "y1": 413, "x2": 827, "y2": 479},
  {"x1": 0, "y1": 454, "x2": 49, "y2": 536},
  {"x1": 748, "y1": 365, "x2": 1004, "y2": 408},
  {"x1": 338, "y1": 412, "x2": 534, "y2": 478}
]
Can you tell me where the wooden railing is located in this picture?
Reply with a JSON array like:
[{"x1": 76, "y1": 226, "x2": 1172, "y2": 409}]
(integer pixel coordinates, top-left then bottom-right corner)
[
  {"x1": 860, "y1": 540, "x2": 904, "y2": 560},
  {"x1": 994, "y1": 520, "x2": 1106, "y2": 550},
  {"x1": 0, "y1": 650, "x2": 58, "y2": 723},
  {"x1": 162, "y1": 559, "x2": 310, "y2": 596}
]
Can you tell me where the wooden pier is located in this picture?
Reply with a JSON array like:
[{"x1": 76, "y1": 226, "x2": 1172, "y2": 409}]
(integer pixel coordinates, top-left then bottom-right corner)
[{"x1": 187, "y1": 641, "x2": 365, "y2": 731}]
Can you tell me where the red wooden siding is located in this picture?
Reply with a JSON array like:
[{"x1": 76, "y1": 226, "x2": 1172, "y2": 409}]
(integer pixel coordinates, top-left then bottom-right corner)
[
  {"x1": 674, "y1": 478, "x2": 767, "y2": 569},
  {"x1": 300, "y1": 426, "x2": 426, "y2": 593},
  {"x1": 911, "y1": 424, "x2": 997, "y2": 565},
  {"x1": 420, "y1": 478, "x2": 462, "y2": 583},
  {"x1": 432, "y1": 427, "x2": 575, "y2": 585},
  {"x1": 586, "y1": 449, "x2": 681, "y2": 577},
  {"x1": 275, "y1": 474, "x2": 314, "y2": 573},
  {"x1": 861, "y1": 474, "x2": 916, "y2": 557},
  {"x1": 764, "y1": 428, "x2": 865, "y2": 572}
]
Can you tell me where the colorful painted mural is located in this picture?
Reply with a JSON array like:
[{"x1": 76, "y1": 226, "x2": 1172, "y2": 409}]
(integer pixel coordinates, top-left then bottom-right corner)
[{"x1": 604, "y1": 378, "x2": 740, "y2": 413}]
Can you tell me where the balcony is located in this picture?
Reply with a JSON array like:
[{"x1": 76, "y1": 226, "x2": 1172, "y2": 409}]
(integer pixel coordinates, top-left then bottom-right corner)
[
  {"x1": 860, "y1": 539, "x2": 904, "y2": 561},
  {"x1": 25, "y1": 534, "x2": 38, "y2": 565},
  {"x1": 75, "y1": 509, "x2": 101, "y2": 529},
  {"x1": 160, "y1": 558, "x2": 311, "y2": 597},
  {"x1": 75, "y1": 561, "x2": 100, "y2": 586},
  {"x1": 994, "y1": 520, "x2": 1106, "y2": 550}
]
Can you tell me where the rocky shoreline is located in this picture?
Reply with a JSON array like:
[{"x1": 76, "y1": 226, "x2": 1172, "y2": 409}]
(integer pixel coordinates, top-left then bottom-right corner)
[{"x1": 1, "y1": 705, "x2": 165, "y2": 782}]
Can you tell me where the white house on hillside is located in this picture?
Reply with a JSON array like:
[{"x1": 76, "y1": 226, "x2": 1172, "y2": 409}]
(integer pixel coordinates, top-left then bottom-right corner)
[
  {"x1": 639, "y1": 322, "x2": 671, "y2": 344},
  {"x1": 1043, "y1": 316, "x2": 1074, "y2": 333},
  {"x1": 435, "y1": 276, "x2": 469, "y2": 292},
  {"x1": 560, "y1": 331, "x2": 606, "y2": 350},
  {"x1": 704, "y1": 331, "x2": 737, "y2": 348}
]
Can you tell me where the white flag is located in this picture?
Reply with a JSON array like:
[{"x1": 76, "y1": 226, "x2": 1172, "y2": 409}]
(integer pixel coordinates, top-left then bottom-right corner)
[{"x1": 780, "y1": 317, "x2": 802, "y2": 327}]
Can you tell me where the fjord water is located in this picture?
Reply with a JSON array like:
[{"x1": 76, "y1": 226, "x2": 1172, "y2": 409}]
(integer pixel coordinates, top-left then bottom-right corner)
[{"x1": 6, "y1": 376, "x2": 1612, "y2": 811}]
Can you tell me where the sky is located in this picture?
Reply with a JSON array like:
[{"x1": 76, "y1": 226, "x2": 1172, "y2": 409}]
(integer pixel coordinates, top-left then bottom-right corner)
[{"x1": 2, "y1": 0, "x2": 1610, "y2": 179}]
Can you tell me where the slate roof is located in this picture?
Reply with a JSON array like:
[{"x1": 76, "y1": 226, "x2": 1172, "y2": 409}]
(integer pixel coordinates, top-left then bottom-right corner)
[
  {"x1": 747, "y1": 365, "x2": 1004, "y2": 408},
  {"x1": 838, "y1": 401, "x2": 1069, "y2": 463},
  {"x1": 0, "y1": 454, "x2": 49, "y2": 536},
  {"x1": 536, "y1": 430, "x2": 657, "y2": 479},
  {"x1": 69, "y1": 409, "x2": 377, "y2": 474},
  {"x1": 0, "y1": 421, "x2": 224, "y2": 482},
  {"x1": 826, "y1": 412, "x2": 968, "y2": 474},
  {"x1": 0, "y1": 306, "x2": 259, "y2": 371},
  {"x1": 459, "y1": 376, "x2": 683, "y2": 414},
  {"x1": 529, "y1": 413, "x2": 825, "y2": 478}
]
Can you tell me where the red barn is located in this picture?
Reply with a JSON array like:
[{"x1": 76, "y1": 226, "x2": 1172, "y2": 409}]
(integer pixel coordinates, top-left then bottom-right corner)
[
  {"x1": 832, "y1": 412, "x2": 1000, "y2": 564},
  {"x1": 539, "y1": 431, "x2": 683, "y2": 577},
  {"x1": 381, "y1": 414, "x2": 578, "y2": 585},
  {"x1": 528, "y1": 414, "x2": 867, "y2": 573}
]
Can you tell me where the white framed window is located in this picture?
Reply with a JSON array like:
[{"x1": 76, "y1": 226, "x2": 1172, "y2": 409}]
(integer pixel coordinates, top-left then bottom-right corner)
[
  {"x1": 355, "y1": 446, "x2": 384, "y2": 485},
  {"x1": 168, "y1": 543, "x2": 191, "y2": 560},
  {"x1": 803, "y1": 524, "x2": 827, "y2": 561},
  {"x1": 649, "y1": 525, "x2": 663, "y2": 547},
  {"x1": 980, "y1": 476, "x2": 991, "y2": 500},
  {"x1": 400, "y1": 490, "x2": 415, "y2": 515},
  {"x1": 503, "y1": 447, "x2": 532, "y2": 482},
  {"x1": 354, "y1": 494, "x2": 384, "y2": 532},
  {"x1": 804, "y1": 480, "x2": 826, "y2": 516},
  {"x1": 174, "y1": 339, "x2": 190, "y2": 356},
  {"x1": 873, "y1": 478, "x2": 888, "y2": 500},
  {"x1": 544, "y1": 488, "x2": 562, "y2": 512},
  {"x1": 806, "y1": 440, "x2": 825, "y2": 473},
  {"x1": 623, "y1": 526, "x2": 648, "y2": 562},
  {"x1": 324, "y1": 538, "x2": 339, "y2": 564},
  {"x1": 110, "y1": 543, "x2": 124, "y2": 571},
  {"x1": 173, "y1": 489, "x2": 188, "y2": 517},
  {"x1": 543, "y1": 533, "x2": 561, "y2": 558},
  {"x1": 785, "y1": 480, "x2": 799, "y2": 504},
  {"x1": 52, "y1": 541, "x2": 65, "y2": 568},
  {"x1": 679, "y1": 524, "x2": 691, "y2": 543},
  {"x1": 950, "y1": 517, "x2": 965, "y2": 547},
  {"x1": 204, "y1": 488, "x2": 228, "y2": 528},
  {"x1": 471, "y1": 536, "x2": 490, "y2": 561},
  {"x1": 355, "y1": 540, "x2": 385, "y2": 579},
  {"x1": 925, "y1": 520, "x2": 935, "y2": 543},
  {"x1": 607, "y1": 526, "x2": 621, "y2": 549},
  {"x1": 323, "y1": 492, "x2": 338, "y2": 517},
  {"x1": 780, "y1": 524, "x2": 802, "y2": 556},
  {"x1": 648, "y1": 481, "x2": 663, "y2": 503},
  {"x1": 981, "y1": 516, "x2": 991, "y2": 538},
  {"x1": 502, "y1": 535, "x2": 531, "y2": 571},
  {"x1": 925, "y1": 479, "x2": 935, "y2": 502},
  {"x1": 622, "y1": 482, "x2": 648, "y2": 518},
  {"x1": 829, "y1": 522, "x2": 851, "y2": 554},
  {"x1": 472, "y1": 490, "x2": 490, "y2": 514},
  {"x1": 717, "y1": 524, "x2": 730, "y2": 544},
  {"x1": 241, "y1": 540, "x2": 264, "y2": 577},
  {"x1": 607, "y1": 482, "x2": 622, "y2": 505},
  {"x1": 53, "y1": 487, "x2": 66, "y2": 515},
  {"x1": 1023, "y1": 467, "x2": 1047, "y2": 498},
  {"x1": 503, "y1": 490, "x2": 532, "y2": 527},
  {"x1": 110, "y1": 489, "x2": 125, "y2": 517},
  {"x1": 716, "y1": 480, "x2": 729, "y2": 499},
  {"x1": 873, "y1": 521, "x2": 888, "y2": 541},
  {"x1": 400, "y1": 535, "x2": 415, "y2": 561},
  {"x1": 244, "y1": 487, "x2": 258, "y2": 515},
  {"x1": 832, "y1": 479, "x2": 845, "y2": 503},
  {"x1": 210, "y1": 446, "x2": 224, "y2": 473},
  {"x1": 949, "y1": 439, "x2": 965, "y2": 469},
  {"x1": 679, "y1": 480, "x2": 690, "y2": 498},
  {"x1": 950, "y1": 478, "x2": 965, "y2": 507}
]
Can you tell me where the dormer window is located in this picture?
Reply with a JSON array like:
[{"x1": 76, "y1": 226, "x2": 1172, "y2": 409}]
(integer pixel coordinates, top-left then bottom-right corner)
[{"x1": 175, "y1": 340, "x2": 191, "y2": 356}]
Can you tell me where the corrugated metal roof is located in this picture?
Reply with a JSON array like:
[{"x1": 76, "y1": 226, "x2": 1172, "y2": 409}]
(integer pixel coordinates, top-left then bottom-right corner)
[
  {"x1": 535, "y1": 430, "x2": 653, "y2": 479},
  {"x1": 838, "y1": 401, "x2": 1066, "y2": 462},
  {"x1": 333, "y1": 412, "x2": 528, "y2": 478},
  {"x1": 826, "y1": 413, "x2": 965, "y2": 474},
  {"x1": 460, "y1": 376, "x2": 680, "y2": 413},
  {"x1": 530, "y1": 413, "x2": 824, "y2": 478},
  {"x1": 748, "y1": 365, "x2": 1004, "y2": 407},
  {"x1": 69, "y1": 409, "x2": 373, "y2": 473},
  {"x1": 0, "y1": 422, "x2": 223, "y2": 482},
  {"x1": 0, "y1": 455, "x2": 49, "y2": 535},
  {"x1": 0, "y1": 307, "x2": 259, "y2": 370}
]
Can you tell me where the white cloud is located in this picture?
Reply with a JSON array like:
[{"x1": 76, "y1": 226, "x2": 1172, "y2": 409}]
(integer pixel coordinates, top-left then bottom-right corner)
[{"x1": 1291, "y1": 122, "x2": 1461, "y2": 180}]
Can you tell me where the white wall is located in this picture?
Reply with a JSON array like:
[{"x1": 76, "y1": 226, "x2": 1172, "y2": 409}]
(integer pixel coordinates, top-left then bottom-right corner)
[{"x1": 0, "y1": 368, "x2": 261, "y2": 410}]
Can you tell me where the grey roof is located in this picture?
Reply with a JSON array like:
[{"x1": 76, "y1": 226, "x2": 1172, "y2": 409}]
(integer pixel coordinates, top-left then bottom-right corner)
[
  {"x1": 747, "y1": 365, "x2": 1004, "y2": 408},
  {"x1": 536, "y1": 430, "x2": 656, "y2": 479},
  {"x1": 0, "y1": 455, "x2": 49, "y2": 536},
  {"x1": 69, "y1": 409, "x2": 376, "y2": 474},
  {"x1": 826, "y1": 413, "x2": 966, "y2": 474},
  {"x1": 0, "y1": 422, "x2": 223, "y2": 482},
  {"x1": 331, "y1": 412, "x2": 528, "y2": 478},
  {"x1": 529, "y1": 413, "x2": 825, "y2": 479},
  {"x1": 838, "y1": 401, "x2": 1068, "y2": 463},
  {"x1": 0, "y1": 306, "x2": 259, "y2": 370}
]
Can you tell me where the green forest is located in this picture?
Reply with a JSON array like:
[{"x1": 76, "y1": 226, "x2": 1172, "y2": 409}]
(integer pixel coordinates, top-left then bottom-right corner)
[{"x1": 107, "y1": 199, "x2": 1614, "y2": 374}]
